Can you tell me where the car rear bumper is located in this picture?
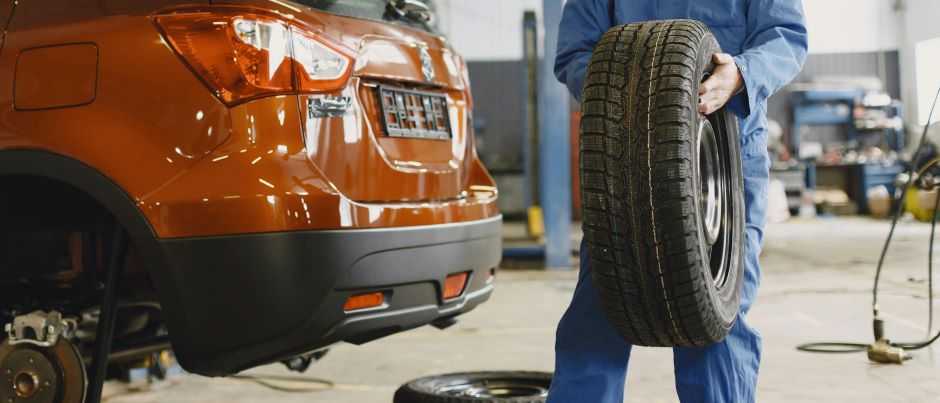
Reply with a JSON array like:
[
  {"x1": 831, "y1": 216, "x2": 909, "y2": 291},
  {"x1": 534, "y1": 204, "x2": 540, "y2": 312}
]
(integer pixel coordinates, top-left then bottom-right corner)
[{"x1": 138, "y1": 215, "x2": 502, "y2": 376}]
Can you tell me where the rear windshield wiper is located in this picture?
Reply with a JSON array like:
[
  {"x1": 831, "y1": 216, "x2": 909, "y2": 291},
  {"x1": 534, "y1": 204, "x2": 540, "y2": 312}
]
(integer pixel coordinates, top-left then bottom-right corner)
[{"x1": 385, "y1": 0, "x2": 432, "y2": 24}]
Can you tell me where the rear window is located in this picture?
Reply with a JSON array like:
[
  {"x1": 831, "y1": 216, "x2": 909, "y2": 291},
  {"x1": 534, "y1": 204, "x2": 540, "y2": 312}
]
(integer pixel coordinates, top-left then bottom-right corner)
[{"x1": 294, "y1": 0, "x2": 440, "y2": 34}]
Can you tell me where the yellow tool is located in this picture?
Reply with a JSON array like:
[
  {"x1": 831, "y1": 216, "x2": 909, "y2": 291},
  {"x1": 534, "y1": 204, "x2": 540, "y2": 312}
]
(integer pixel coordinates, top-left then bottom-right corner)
[{"x1": 527, "y1": 205, "x2": 545, "y2": 238}]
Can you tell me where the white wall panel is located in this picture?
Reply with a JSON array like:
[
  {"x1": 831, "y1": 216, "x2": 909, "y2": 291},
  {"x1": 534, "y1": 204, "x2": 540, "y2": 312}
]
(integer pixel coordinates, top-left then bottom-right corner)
[
  {"x1": 803, "y1": 0, "x2": 900, "y2": 54},
  {"x1": 898, "y1": 0, "x2": 940, "y2": 128},
  {"x1": 438, "y1": 0, "x2": 543, "y2": 61},
  {"x1": 438, "y1": 0, "x2": 900, "y2": 60}
]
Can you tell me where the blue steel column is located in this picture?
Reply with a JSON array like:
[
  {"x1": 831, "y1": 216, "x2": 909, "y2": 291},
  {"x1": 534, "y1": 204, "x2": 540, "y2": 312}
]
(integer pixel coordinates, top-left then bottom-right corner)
[{"x1": 539, "y1": 0, "x2": 572, "y2": 270}]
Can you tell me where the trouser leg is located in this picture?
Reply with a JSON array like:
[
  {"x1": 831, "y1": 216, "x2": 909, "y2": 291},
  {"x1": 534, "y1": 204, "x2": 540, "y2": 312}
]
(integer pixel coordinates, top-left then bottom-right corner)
[{"x1": 548, "y1": 241, "x2": 633, "y2": 403}]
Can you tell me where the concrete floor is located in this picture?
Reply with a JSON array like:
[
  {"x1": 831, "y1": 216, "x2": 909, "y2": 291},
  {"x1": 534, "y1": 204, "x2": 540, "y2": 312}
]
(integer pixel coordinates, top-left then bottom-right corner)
[{"x1": 105, "y1": 218, "x2": 940, "y2": 402}]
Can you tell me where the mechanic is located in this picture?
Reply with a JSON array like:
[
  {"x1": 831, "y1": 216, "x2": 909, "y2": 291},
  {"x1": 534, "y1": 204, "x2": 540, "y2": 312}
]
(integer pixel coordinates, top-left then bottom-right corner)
[{"x1": 548, "y1": 1, "x2": 808, "y2": 402}]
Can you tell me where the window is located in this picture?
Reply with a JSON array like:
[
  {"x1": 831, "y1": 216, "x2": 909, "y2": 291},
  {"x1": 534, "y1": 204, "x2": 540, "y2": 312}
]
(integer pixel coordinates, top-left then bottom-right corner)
[{"x1": 294, "y1": 0, "x2": 439, "y2": 34}]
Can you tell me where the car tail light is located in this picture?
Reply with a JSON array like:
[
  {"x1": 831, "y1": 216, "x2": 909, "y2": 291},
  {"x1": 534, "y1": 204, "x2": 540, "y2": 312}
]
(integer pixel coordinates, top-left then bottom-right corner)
[
  {"x1": 344, "y1": 292, "x2": 385, "y2": 312},
  {"x1": 291, "y1": 28, "x2": 350, "y2": 91},
  {"x1": 443, "y1": 272, "x2": 469, "y2": 300},
  {"x1": 155, "y1": 9, "x2": 352, "y2": 105}
]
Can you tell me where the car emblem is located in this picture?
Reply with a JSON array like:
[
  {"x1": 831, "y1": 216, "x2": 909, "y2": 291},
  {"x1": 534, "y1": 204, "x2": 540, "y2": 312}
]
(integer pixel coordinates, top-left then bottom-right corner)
[{"x1": 419, "y1": 46, "x2": 435, "y2": 83}]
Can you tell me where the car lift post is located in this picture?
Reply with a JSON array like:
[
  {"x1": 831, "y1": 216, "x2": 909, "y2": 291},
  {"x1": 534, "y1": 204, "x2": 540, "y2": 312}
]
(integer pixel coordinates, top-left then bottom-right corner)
[
  {"x1": 85, "y1": 225, "x2": 129, "y2": 403},
  {"x1": 521, "y1": 11, "x2": 541, "y2": 238},
  {"x1": 539, "y1": 0, "x2": 572, "y2": 270}
]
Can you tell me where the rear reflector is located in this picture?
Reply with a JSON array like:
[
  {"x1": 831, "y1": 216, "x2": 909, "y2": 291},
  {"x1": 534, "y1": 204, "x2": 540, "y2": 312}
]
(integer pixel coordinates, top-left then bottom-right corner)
[
  {"x1": 444, "y1": 272, "x2": 469, "y2": 300},
  {"x1": 344, "y1": 292, "x2": 384, "y2": 311}
]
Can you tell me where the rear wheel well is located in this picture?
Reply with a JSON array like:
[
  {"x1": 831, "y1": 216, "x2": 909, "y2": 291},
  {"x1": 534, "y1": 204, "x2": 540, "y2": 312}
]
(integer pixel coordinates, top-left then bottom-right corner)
[
  {"x1": 0, "y1": 150, "x2": 158, "y2": 288},
  {"x1": 0, "y1": 174, "x2": 162, "y2": 348},
  {"x1": 0, "y1": 174, "x2": 114, "y2": 282},
  {"x1": 0, "y1": 174, "x2": 111, "y2": 229}
]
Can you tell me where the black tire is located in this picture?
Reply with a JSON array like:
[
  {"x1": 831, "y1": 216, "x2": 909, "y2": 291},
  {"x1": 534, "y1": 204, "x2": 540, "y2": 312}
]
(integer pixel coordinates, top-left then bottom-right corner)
[
  {"x1": 580, "y1": 19, "x2": 745, "y2": 347},
  {"x1": 393, "y1": 371, "x2": 551, "y2": 403}
]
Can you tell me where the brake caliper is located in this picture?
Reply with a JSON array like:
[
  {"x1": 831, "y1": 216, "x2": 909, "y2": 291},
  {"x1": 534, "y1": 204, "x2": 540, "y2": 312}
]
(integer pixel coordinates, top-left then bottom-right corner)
[{"x1": 5, "y1": 311, "x2": 76, "y2": 348}]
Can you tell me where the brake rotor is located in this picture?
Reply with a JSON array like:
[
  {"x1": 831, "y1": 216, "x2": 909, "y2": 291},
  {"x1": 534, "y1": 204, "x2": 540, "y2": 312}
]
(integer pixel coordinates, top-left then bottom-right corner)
[{"x1": 0, "y1": 339, "x2": 85, "y2": 403}]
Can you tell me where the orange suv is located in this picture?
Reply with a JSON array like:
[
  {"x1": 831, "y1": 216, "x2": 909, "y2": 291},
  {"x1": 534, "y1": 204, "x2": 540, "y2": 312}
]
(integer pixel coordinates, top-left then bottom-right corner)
[{"x1": 0, "y1": 0, "x2": 499, "y2": 395}]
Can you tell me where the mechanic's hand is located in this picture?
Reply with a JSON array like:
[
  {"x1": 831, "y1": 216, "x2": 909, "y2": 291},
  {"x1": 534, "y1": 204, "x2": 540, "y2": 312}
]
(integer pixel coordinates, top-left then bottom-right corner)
[{"x1": 698, "y1": 53, "x2": 744, "y2": 115}]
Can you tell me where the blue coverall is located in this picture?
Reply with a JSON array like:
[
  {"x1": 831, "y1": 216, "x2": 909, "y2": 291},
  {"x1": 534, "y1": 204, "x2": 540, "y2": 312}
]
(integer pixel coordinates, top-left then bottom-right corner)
[{"x1": 549, "y1": 1, "x2": 808, "y2": 402}]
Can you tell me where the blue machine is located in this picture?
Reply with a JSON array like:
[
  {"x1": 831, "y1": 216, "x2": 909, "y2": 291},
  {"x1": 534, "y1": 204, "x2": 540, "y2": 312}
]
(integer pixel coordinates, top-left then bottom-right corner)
[
  {"x1": 791, "y1": 89, "x2": 862, "y2": 157},
  {"x1": 791, "y1": 89, "x2": 906, "y2": 213}
]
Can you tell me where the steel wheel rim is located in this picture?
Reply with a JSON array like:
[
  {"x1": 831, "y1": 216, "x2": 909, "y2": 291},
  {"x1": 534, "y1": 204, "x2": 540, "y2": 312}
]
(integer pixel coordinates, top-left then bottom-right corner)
[
  {"x1": 435, "y1": 378, "x2": 550, "y2": 398},
  {"x1": 698, "y1": 117, "x2": 723, "y2": 245},
  {"x1": 697, "y1": 114, "x2": 732, "y2": 288}
]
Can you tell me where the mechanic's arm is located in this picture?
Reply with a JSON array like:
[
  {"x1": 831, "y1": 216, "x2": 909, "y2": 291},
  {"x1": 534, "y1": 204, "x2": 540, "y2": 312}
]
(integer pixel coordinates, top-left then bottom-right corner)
[
  {"x1": 554, "y1": 0, "x2": 614, "y2": 102},
  {"x1": 702, "y1": 0, "x2": 809, "y2": 116}
]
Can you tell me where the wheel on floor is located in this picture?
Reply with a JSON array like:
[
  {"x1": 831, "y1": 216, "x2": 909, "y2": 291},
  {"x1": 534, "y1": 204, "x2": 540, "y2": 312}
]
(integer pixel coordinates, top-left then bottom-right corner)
[{"x1": 394, "y1": 371, "x2": 551, "y2": 403}]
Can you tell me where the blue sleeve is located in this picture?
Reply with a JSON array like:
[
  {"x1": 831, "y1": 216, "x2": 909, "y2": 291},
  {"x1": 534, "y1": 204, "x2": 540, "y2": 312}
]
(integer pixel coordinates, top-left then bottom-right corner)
[
  {"x1": 729, "y1": 0, "x2": 809, "y2": 118},
  {"x1": 554, "y1": 0, "x2": 614, "y2": 102}
]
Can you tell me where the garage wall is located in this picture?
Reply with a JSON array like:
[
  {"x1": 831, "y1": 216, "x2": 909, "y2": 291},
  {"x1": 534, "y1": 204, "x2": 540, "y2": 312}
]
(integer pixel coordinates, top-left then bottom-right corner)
[
  {"x1": 897, "y1": 0, "x2": 940, "y2": 129},
  {"x1": 438, "y1": 0, "x2": 901, "y2": 61},
  {"x1": 803, "y1": 0, "x2": 899, "y2": 54},
  {"x1": 467, "y1": 61, "x2": 524, "y2": 170},
  {"x1": 444, "y1": 0, "x2": 910, "y2": 181},
  {"x1": 437, "y1": 0, "x2": 542, "y2": 61}
]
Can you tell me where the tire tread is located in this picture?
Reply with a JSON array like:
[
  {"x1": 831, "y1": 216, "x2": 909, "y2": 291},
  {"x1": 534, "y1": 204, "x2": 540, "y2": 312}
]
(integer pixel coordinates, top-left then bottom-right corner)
[{"x1": 580, "y1": 19, "x2": 742, "y2": 347}]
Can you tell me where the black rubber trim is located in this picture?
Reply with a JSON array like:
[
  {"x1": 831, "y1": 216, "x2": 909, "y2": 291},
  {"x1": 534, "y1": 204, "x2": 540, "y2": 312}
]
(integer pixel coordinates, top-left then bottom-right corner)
[
  {"x1": 145, "y1": 216, "x2": 502, "y2": 376},
  {"x1": 0, "y1": 150, "x2": 156, "y2": 239}
]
